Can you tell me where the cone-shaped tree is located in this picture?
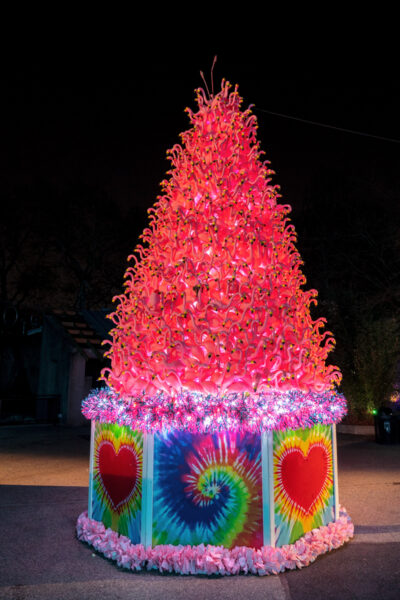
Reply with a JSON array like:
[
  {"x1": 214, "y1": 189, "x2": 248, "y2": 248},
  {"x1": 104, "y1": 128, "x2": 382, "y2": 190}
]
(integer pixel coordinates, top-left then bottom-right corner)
[{"x1": 103, "y1": 81, "x2": 342, "y2": 402}]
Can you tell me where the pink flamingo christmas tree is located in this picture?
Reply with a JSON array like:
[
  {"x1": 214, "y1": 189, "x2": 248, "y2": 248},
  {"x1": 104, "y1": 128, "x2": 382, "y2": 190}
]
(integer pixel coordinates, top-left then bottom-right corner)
[
  {"x1": 84, "y1": 80, "x2": 345, "y2": 431},
  {"x1": 78, "y1": 81, "x2": 352, "y2": 575}
]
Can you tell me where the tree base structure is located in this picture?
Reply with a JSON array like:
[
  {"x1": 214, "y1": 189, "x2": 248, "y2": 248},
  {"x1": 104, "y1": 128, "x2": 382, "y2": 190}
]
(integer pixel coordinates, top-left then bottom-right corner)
[{"x1": 77, "y1": 420, "x2": 353, "y2": 575}]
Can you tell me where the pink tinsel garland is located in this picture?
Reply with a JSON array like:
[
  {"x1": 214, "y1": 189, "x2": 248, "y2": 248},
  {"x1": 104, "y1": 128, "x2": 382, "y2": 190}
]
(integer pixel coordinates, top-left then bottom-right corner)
[
  {"x1": 76, "y1": 508, "x2": 353, "y2": 576},
  {"x1": 81, "y1": 386, "x2": 347, "y2": 433}
]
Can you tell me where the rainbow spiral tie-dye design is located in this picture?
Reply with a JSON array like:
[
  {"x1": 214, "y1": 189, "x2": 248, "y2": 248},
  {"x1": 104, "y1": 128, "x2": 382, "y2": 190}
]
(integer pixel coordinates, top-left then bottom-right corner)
[{"x1": 152, "y1": 431, "x2": 263, "y2": 548}]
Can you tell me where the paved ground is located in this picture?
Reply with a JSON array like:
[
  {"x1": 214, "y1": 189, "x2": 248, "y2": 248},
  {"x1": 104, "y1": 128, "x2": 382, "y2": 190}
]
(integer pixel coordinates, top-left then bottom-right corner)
[{"x1": 0, "y1": 425, "x2": 399, "y2": 600}]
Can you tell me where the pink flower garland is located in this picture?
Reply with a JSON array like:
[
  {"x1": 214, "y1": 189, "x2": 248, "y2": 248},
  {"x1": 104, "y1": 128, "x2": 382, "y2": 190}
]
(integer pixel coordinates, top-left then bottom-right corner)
[{"x1": 76, "y1": 508, "x2": 353, "y2": 576}]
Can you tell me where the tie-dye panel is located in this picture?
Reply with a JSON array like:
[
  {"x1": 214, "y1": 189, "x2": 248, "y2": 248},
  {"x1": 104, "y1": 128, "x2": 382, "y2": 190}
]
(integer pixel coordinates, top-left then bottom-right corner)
[
  {"x1": 152, "y1": 431, "x2": 263, "y2": 548},
  {"x1": 273, "y1": 425, "x2": 335, "y2": 546},
  {"x1": 91, "y1": 422, "x2": 143, "y2": 543}
]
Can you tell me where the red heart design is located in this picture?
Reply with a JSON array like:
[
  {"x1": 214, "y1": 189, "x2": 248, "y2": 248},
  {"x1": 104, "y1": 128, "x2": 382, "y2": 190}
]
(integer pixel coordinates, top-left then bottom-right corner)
[
  {"x1": 98, "y1": 441, "x2": 138, "y2": 512},
  {"x1": 280, "y1": 445, "x2": 329, "y2": 514}
]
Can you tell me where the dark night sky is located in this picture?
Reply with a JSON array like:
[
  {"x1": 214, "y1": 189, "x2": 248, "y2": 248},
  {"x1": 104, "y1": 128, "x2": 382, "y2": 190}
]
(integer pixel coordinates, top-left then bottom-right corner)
[
  {"x1": 2, "y1": 44, "x2": 399, "y2": 212},
  {"x1": 1, "y1": 40, "x2": 399, "y2": 309}
]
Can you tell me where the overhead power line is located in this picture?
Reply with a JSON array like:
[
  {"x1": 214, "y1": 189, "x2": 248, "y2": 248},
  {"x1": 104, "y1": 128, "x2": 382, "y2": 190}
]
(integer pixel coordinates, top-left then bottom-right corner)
[{"x1": 255, "y1": 108, "x2": 400, "y2": 144}]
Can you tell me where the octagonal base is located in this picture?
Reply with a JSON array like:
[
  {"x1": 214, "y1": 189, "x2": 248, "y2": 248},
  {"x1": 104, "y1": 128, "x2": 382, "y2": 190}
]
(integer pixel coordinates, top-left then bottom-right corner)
[{"x1": 87, "y1": 422, "x2": 343, "y2": 548}]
